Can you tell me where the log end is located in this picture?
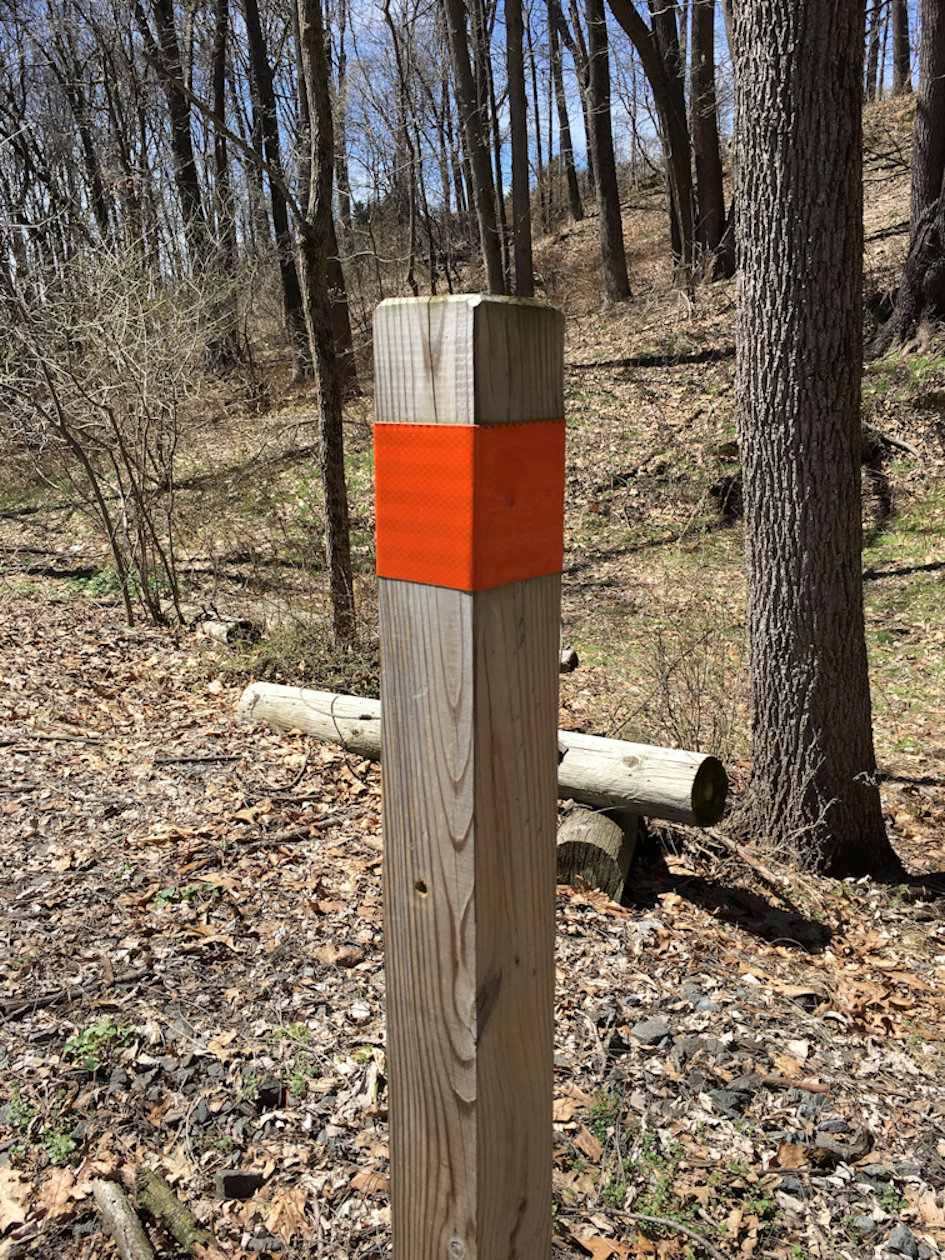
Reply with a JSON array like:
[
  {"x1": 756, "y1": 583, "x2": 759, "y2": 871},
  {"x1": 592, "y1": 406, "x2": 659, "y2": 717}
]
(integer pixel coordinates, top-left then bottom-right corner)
[{"x1": 691, "y1": 755, "x2": 728, "y2": 826}]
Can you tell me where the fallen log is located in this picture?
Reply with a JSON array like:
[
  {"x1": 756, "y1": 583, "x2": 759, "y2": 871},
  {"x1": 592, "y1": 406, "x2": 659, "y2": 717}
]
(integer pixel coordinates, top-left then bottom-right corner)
[
  {"x1": 93, "y1": 1180, "x2": 155, "y2": 1260},
  {"x1": 236, "y1": 684, "x2": 727, "y2": 826},
  {"x1": 556, "y1": 808, "x2": 638, "y2": 900}
]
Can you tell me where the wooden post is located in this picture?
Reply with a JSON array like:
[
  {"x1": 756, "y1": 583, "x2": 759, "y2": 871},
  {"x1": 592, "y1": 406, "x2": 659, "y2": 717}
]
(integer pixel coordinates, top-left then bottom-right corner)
[{"x1": 374, "y1": 295, "x2": 565, "y2": 1259}]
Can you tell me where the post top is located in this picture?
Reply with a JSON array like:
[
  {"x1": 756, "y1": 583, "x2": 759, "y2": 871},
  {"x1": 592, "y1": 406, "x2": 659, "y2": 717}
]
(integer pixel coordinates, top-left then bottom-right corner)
[{"x1": 374, "y1": 294, "x2": 564, "y2": 426}]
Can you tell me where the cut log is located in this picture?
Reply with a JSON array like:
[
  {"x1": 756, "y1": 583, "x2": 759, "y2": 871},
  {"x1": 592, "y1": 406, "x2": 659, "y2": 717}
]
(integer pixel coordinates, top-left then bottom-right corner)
[
  {"x1": 559, "y1": 647, "x2": 579, "y2": 672},
  {"x1": 557, "y1": 808, "x2": 638, "y2": 900},
  {"x1": 236, "y1": 683, "x2": 727, "y2": 826}
]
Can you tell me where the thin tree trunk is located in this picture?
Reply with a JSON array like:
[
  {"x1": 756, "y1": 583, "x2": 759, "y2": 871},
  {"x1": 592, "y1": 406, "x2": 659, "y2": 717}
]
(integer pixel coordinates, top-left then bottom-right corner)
[
  {"x1": 208, "y1": 0, "x2": 240, "y2": 366},
  {"x1": 892, "y1": 0, "x2": 912, "y2": 96},
  {"x1": 866, "y1": 0, "x2": 882, "y2": 102},
  {"x1": 507, "y1": 0, "x2": 535, "y2": 295},
  {"x1": 244, "y1": 0, "x2": 310, "y2": 379},
  {"x1": 608, "y1": 0, "x2": 697, "y2": 287},
  {"x1": 550, "y1": 10, "x2": 584, "y2": 220},
  {"x1": 443, "y1": 0, "x2": 507, "y2": 291},
  {"x1": 296, "y1": 0, "x2": 356, "y2": 644},
  {"x1": 690, "y1": 0, "x2": 732, "y2": 277},
  {"x1": 585, "y1": 0, "x2": 631, "y2": 301},
  {"x1": 735, "y1": 0, "x2": 900, "y2": 878}
]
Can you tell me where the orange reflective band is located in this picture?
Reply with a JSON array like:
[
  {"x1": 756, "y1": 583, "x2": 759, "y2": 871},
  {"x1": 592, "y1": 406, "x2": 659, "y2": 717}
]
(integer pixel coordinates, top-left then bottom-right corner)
[{"x1": 374, "y1": 419, "x2": 566, "y2": 591}]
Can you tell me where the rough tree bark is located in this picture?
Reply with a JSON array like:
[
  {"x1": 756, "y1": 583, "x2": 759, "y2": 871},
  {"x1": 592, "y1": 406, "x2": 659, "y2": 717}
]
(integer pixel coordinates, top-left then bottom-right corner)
[{"x1": 735, "y1": 0, "x2": 902, "y2": 877}]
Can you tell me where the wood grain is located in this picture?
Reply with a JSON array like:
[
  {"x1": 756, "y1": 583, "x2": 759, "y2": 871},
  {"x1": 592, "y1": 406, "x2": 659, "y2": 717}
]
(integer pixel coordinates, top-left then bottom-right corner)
[
  {"x1": 374, "y1": 295, "x2": 564, "y2": 426},
  {"x1": 380, "y1": 576, "x2": 559, "y2": 1258}
]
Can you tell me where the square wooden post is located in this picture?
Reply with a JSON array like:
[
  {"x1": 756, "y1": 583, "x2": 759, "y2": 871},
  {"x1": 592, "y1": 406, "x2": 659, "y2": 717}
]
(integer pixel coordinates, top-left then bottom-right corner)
[{"x1": 374, "y1": 295, "x2": 565, "y2": 1259}]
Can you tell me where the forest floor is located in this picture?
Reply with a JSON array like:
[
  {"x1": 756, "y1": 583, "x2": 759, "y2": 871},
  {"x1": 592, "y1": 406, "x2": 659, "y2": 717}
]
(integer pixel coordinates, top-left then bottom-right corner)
[{"x1": 2, "y1": 98, "x2": 945, "y2": 1260}]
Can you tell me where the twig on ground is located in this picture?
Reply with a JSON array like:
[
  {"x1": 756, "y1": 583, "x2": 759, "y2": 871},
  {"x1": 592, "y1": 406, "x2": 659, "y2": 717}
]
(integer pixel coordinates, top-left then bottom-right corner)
[{"x1": 606, "y1": 1208, "x2": 730, "y2": 1260}]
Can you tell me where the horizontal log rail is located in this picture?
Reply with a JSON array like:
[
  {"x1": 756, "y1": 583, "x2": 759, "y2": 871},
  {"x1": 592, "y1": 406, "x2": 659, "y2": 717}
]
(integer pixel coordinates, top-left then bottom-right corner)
[{"x1": 236, "y1": 683, "x2": 728, "y2": 826}]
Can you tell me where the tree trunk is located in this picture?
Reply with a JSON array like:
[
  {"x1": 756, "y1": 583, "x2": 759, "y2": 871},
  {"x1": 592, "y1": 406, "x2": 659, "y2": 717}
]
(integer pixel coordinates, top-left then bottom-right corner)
[
  {"x1": 507, "y1": 0, "x2": 535, "y2": 295},
  {"x1": 690, "y1": 0, "x2": 732, "y2": 278},
  {"x1": 136, "y1": 0, "x2": 208, "y2": 271},
  {"x1": 244, "y1": 0, "x2": 311, "y2": 379},
  {"x1": 585, "y1": 0, "x2": 631, "y2": 302},
  {"x1": 735, "y1": 0, "x2": 901, "y2": 878},
  {"x1": 607, "y1": 0, "x2": 696, "y2": 287},
  {"x1": 550, "y1": 10, "x2": 584, "y2": 220},
  {"x1": 207, "y1": 0, "x2": 241, "y2": 368},
  {"x1": 911, "y1": 0, "x2": 945, "y2": 231},
  {"x1": 296, "y1": 0, "x2": 356, "y2": 644},
  {"x1": 874, "y1": 0, "x2": 945, "y2": 354},
  {"x1": 443, "y1": 0, "x2": 507, "y2": 292},
  {"x1": 866, "y1": 0, "x2": 882, "y2": 102},
  {"x1": 891, "y1": 0, "x2": 912, "y2": 96}
]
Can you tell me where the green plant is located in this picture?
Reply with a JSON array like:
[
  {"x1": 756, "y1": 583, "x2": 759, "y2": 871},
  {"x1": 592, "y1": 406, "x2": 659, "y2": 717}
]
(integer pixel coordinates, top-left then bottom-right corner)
[
  {"x1": 64, "y1": 1017, "x2": 131, "y2": 1070},
  {"x1": 589, "y1": 1090, "x2": 620, "y2": 1142},
  {"x1": 43, "y1": 1131, "x2": 77, "y2": 1164}
]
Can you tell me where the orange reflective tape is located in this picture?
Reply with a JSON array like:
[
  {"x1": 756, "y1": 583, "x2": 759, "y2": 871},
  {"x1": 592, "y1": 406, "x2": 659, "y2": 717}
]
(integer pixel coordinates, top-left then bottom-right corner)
[{"x1": 374, "y1": 420, "x2": 565, "y2": 591}]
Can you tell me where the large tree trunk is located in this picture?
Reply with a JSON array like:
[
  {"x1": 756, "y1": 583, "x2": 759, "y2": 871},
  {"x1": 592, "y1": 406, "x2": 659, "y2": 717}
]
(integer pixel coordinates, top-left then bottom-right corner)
[
  {"x1": 585, "y1": 0, "x2": 631, "y2": 302},
  {"x1": 296, "y1": 0, "x2": 356, "y2": 644},
  {"x1": 735, "y1": 0, "x2": 901, "y2": 878},
  {"x1": 911, "y1": 0, "x2": 945, "y2": 231}
]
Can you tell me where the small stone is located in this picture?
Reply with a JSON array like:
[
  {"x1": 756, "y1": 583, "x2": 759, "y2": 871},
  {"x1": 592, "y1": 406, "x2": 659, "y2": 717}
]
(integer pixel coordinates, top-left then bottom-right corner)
[
  {"x1": 679, "y1": 982, "x2": 702, "y2": 1002},
  {"x1": 107, "y1": 1068, "x2": 130, "y2": 1093},
  {"x1": 631, "y1": 1018, "x2": 671, "y2": 1047},
  {"x1": 687, "y1": 1070, "x2": 707, "y2": 1092},
  {"x1": 707, "y1": 1089, "x2": 746, "y2": 1117},
  {"x1": 696, "y1": 998, "x2": 720, "y2": 1012},
  {"x1": 673, "y1": 1035, "x2": 705, "y2": 1063},
  {"x1": 853, "y1": 1217, "x2": 878, "y2": 1238},
  {"x1": 214, "y1": 1170, "x2": 265, "y2": 1201},
  {"x1": 818, "y1": 1118, "x2": 851, "y2": 1133},
  {"x1": 256, "y1": 1073, "x2": 284, "y2": 1111},
  {"x1": 728, "y1": 1074, "x2": 761, "y2": 1095},
  {"x1": 861, "y1": 1162, "x2": 894, "y2": 1179},
  {"x1": 893, "y1": 1161, "x2": 922, "y2": 1179},
  {"x1": 918, "y1": 1246, "x2": 934, "y2": 1260},
  {"x1": 887, "y1": 1223, "x2": 920, "y2": 1258},
  {"x1": 192, "y1": 1099, "x2": 211, "y2": 1126},
  {"x1": 778, "y1": 1176, "x2": 808, "y2": 1199}
]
